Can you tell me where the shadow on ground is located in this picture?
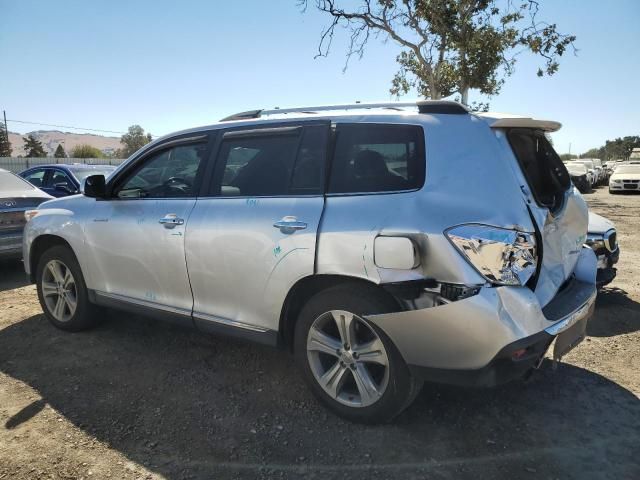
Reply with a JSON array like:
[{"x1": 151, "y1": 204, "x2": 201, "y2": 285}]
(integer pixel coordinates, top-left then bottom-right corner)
[
  {"x1": 588, "y1": 286, "x2": 640, "y2": 337},
  {"x1": 0, "y1": 260, "x2": 29, "y2": 292},
  {"x1": 1, "y1": 313, "x2": 639, "y2": 479}
]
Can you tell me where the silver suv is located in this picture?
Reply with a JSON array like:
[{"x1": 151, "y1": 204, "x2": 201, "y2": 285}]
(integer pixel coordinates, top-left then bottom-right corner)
[{"x1": 23, "y1": 101, "x2": 597, "y2": 423}]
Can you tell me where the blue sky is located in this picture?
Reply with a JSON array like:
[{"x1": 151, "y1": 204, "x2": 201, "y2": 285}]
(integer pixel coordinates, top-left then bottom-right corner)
[{"x1": 1, "y1": 0, "x2": 638, "y2": 154}]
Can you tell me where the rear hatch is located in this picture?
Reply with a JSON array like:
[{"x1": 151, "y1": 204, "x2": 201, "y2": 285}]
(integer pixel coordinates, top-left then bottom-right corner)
[{"x1": 505, "y1": 127, "x2": 588, "y2": 306}]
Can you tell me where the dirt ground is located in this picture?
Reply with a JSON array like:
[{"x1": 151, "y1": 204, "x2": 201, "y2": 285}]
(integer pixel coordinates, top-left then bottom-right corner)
[{"x1": 1, "y1": 187, "x2": 638, "y2": 480}]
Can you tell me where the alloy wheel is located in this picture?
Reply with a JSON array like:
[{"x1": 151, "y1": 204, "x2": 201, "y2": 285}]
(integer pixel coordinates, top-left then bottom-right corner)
[
  {"x1": 306, "y1": 310, "x2": 389, "y2": 408},
  {"x1": 41, "y1": 259, "x2": 77, "y2": 322}
]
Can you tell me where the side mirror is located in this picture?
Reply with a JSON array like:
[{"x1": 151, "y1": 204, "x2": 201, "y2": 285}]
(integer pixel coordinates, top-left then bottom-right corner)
[{"x1": 84, "y1": 175, "x2": 106, "y2": 198}]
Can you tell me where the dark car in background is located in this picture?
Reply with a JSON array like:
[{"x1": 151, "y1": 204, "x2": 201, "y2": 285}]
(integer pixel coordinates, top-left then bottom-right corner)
[
  {"x1": 565, "y1": 162, "x2": 591, "y2": 193},
  {"x1": 586, "y1": 212, "x2": 620, "y2": 286},
  {"x1": 0, "y1": 169, "x2": 52, "y2": 260},
  {"x1": 19, "y1": 164, "x2": 117, "y2": 197}
]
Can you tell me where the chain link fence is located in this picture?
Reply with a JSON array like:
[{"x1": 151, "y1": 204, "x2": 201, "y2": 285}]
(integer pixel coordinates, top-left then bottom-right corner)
[{"x1": 0, "y1": 157, "x2": 126, "y2": 173}]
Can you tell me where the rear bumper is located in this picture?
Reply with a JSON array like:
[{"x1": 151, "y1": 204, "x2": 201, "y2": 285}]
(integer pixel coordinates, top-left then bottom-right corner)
[
  {"x1": 0, "y1": 232, "x2": 23, "y2": 259},
  {"x1": 367, "y1": 248, "x2": 597, "y2": 387}
]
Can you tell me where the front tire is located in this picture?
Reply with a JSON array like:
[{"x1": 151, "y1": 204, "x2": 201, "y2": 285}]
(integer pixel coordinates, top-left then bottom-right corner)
[
  {"x1": 36, "y1": 245, "x2": 102, "y2": 331},
  {"x1": 294, "y1": 284, "x2": 421, "y2": 423}
]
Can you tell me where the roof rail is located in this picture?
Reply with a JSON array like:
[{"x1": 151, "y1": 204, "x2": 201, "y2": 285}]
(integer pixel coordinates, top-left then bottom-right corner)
[{"x1": 219, "y1": 100, "x2": 468, "y2": 122}]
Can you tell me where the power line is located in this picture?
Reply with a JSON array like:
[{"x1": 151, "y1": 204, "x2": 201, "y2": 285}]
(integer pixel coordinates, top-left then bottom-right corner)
[{"x1": 6, "y1": 119, "x2": 127, "y2": 135}]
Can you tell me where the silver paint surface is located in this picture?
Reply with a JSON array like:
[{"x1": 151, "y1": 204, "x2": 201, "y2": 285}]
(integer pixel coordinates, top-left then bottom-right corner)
[{"x1": 23, "y1": 107, "x2": 595, "y2": 372}]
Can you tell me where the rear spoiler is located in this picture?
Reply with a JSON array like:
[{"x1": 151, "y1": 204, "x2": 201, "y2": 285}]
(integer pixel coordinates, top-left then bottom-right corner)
[{"x1": 479, "y1": 115, "x2": 562, "y2": 132}]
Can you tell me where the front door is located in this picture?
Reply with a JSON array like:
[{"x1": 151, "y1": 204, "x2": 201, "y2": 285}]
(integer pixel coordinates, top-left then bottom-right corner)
[
  {"x1": 186, "y1": 122, "x2": 329, "y2": 338},
  {"x1": 84, "y1": 135, "x2": 212, "y2": 313}
]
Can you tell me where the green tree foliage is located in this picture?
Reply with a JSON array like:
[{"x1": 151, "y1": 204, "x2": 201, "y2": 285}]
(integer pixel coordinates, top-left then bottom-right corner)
[
  {"x1": 580, "y1": 136, "x2": 640, "y2": 161},
  {"x1": 120, "y1": 125, "x2": 152, "y2": 158},
  {"x1": 305, "y1": 0, "x2": 576, "y2": 104},
  {"x1": 0, "y1": 127, "x2": 11, "y2": 157},
  {"x1": 23, "y1": 135, "x2": 47, "y2": 157},
  {"x1": 54, "y1": 144, "x2": 67, "y2": 158},
  {"x1": 559, "y1": 153, "x2": 577, "y2": 161},
  {"x1": 71, "y1": 144, "x2": 104, "y2": 158}
]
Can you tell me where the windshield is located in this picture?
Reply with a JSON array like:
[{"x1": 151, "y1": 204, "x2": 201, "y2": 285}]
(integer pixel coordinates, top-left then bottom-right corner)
[
  {"x1": 575, "y1": 161, "x2": 594, "y2": 168},
  {"x1": 0, "y1": 170, "x2": 38, "y2": 191},
  {"x1": 566, "y1": 163, "x2": 587, "y2": 174},
  {"x1": 614, "y1": 165, "x2": 640, "y2": 174},
  {"x1": 73, "y1": 168, "x2": 116, "y2": 183}
]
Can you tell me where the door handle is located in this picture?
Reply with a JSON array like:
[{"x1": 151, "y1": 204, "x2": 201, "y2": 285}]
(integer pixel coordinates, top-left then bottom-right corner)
[
  {"x1": 273, "y1": 216, "x2": 307, "y2": 234},
  {"x1": 159, "y1": 214, "x2": 184, "y2": 229}
]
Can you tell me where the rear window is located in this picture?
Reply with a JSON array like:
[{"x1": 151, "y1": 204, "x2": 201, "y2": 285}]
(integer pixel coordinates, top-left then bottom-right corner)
[
  {"x1": 328, "y1": 124, "x2": 425, "y2": 194},
  {"x1": 0, "y1": 170, "x2": 38, "y2": 191},
  {"x1": 508, "y1": 129, "x2": 570, "y2": 213}
]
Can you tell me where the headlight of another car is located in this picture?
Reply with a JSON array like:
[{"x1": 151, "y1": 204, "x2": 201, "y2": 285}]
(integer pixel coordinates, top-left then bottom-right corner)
[
  {"x1": 585, "y1": 234, "x2": 605, "y2": 250},
  {"x1": 24, "y1": 210, "x2": 40, "y2": 221},
  {"x1": 446, "y1": 224, "x2": 538, "y2": 286},
  {"x1": 611, "y1": 179, "x2": 621, "y2": 183}
]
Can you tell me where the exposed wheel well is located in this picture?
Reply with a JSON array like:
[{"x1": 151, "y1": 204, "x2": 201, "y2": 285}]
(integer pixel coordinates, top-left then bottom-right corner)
[
  {"x1": 278, "y1": 274, "x2": 401, "y2": 351},
  {"x1": 28, "y1": 235, "x2": 74, "y2": 282}
]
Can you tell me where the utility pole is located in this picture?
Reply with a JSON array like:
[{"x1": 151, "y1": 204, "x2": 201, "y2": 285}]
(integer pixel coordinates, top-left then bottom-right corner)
[{"x1": 2, "y1": 110, "x2": 7, "y2": 135}]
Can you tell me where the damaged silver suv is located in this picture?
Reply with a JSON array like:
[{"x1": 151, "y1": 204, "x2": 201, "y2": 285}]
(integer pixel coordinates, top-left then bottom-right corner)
[{"x1": 23, "y1": 101, "x2": 597, "y2": 423}]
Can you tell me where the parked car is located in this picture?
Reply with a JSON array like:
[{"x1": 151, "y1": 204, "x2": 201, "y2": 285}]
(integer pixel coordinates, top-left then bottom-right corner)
[
  {"x1": 0, "y1": 169, "x2": 52, "y2": 260},
  {"x1": 564, "y1": 162, "x2": 591, "y2": 193},
  {"x1": 586, "y1": 212, "x2": 619, "y2": 286},
  {"x1": 22, "y1": 101, "x2": 597, "y2": 423},
  {"x1": 590, "y1": 159, "x2": 609, "y2": 184},
  {"x1": 19, "y1": 164, "x2": 117, "y2": 197},
  {"x1": 609, "y1": 164, "x2": 640, "y2": 193},
  {"x1": 569, "y1": 160, "x2": 597, "y2": 187}
]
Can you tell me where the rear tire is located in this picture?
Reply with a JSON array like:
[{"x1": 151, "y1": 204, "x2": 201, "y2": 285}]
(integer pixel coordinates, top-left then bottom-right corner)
[
  {"x1": 294, "y1": 283, "x2": 422, "y2": 423},
  {"x1": 36, "y1": 245, "x2": 102, "y2": 331}
]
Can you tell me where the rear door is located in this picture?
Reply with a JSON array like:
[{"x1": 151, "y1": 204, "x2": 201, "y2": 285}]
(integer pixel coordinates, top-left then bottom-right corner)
[{"x1": 186, "y1": 122, "x2": 329, "y2": 339}]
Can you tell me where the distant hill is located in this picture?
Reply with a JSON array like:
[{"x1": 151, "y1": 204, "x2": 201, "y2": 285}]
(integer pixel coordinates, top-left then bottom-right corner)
[{"x1": 7, "y1": 130, "x2": 122, "y2": 157}]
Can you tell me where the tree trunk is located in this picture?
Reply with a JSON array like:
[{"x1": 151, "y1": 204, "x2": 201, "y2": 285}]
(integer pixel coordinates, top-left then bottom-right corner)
[{"x1": 460, "y1": 86, "x2": 469, "y2": 106}]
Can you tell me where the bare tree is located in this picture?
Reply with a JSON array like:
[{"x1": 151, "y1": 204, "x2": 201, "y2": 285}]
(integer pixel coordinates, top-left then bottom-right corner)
[{"x1": 301, "y1": 0, "x2": 576, "y2": 105}]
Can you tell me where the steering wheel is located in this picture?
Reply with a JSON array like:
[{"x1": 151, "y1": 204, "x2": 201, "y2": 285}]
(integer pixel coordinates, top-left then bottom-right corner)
[{"x1": 164, "y1": 176, "x2": 191, "y2": 187}]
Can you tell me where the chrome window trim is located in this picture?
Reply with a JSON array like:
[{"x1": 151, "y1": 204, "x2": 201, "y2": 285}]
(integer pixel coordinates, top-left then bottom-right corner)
[
  {"x1": 222, "y1": 126, "x2": 302, "y2": 139},
  {"x1": 195, "y1": 193, "x2": 325, "y2": 200},
  {"x1": 325, "y1": 188, "x2": 421, "y2": 198}
]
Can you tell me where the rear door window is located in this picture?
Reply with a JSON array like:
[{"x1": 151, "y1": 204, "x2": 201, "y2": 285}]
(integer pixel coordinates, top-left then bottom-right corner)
[
  {"x1": 507, "y1": 129, "x2": 570, "y2": 212},
  {"x1": 328, "y1": 124, "x2": 425, "y2": 194},
  {"x1": 210, "y1": 124, "x2": 328, "y2": 197}
]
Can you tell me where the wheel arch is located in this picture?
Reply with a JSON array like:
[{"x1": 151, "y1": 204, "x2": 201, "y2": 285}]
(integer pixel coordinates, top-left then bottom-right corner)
[
  {"x1": 278, "y1": 274, "x2": 402, "y2": 351},
  {"x1": 29, "y1": 235, "x2": 76, "y2": 282}
]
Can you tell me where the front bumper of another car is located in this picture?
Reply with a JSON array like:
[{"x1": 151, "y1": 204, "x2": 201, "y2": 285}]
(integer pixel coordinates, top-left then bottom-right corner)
[
  {"x1": 586, "y1": 228, "x2": 619, "y2": 287},
  {"x1": 610, "y1": 180, "x2": 640, "y2": 191},
  {"x1": 367, "y1": 247, "x2": 597, "y2": 387}
]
